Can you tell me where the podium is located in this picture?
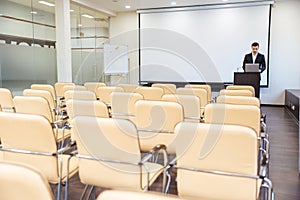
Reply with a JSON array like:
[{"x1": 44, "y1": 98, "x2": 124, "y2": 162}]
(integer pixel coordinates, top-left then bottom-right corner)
[{"x1": 234, "y1": 72, "x2": 260, "y2": 98}]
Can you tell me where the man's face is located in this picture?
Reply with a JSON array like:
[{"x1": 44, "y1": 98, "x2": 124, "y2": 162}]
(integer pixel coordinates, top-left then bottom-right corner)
[{"x1": 251, "y1": 45, "x2": 259, "y2": 55}]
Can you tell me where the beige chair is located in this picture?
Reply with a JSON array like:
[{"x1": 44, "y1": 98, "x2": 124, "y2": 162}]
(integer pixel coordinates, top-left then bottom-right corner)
[
  {"x1": 166, "y1": 122, "x2": 273, "y2": 200},
  {"x1": 23, "y1": 89, "x2": 57, "y2": 117},
  {"x1": 152, "y1": 83, "x2": 176, "y2": 94},
  {"x1": 97, "y1": 190, "x2": 180, "y2": 200},
  {"x1": 176, "y1": 87, "x2": 208, "y2": 114},
  {"x1": 63, "y1": 85, "x2": 87, "y2": 94},
  {"x1": 0, "y1": 88, "x2": 15, "y2": 112},
  {"x1": 162, "y1": 94, "x2": 201, "y2": 122},
  {"x1": 226, "y1": 85, "x2": 255, "y2": 97},
  {"x1": 0, "y1": 161, "x2": 55, "y2": 200},
  {"x1": 13, "y1": 96, "x2": 70, "y2": 145},
  {"x1": 134, "y1": 86, "x2": 164, "y2": 100},
  {"x1": 132, "y1": 100, "x2": 184, "y2": 153},
  {"x1": 64, "y1": 90, "x2": 96, "y2": 101},
  {"x1": 71, "y1": 116, "x2": 165, "y2": 195},
  {"x1": 0, "y1": 112, "x2": 78, "y2": 200},
  {"x1": 185, "y1": 84, "x2": 212, "y2": 102},
  {"x1": 54, "y1": 82, "x2": 75, "y2": 99},
  {"x1": 219, "y1": 89, "x2": 253, "y2": 97},
  {"x1": 84, "y1": 82, "x2": 106, "y2": 93},
  {"x1": 96, "y1": 86, "x2": 124, "y2": 105},
  {"x1": 110, "y1": 92, "x2": 143, "y2": 119},
  {"x1": 31, "y1": 84, "x2": 56, "y2": 102},
  {"x1": 118, "y1": 84, "x2": 139, "y2": 92},
  {"x1": 216, "y1": 95, "x2": 260, "y2": 107}
]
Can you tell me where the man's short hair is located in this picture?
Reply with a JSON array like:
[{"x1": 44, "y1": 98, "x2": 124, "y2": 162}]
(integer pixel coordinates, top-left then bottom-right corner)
[{"x1": 251, "y1": 42, "x2": 259, "y2": 47}]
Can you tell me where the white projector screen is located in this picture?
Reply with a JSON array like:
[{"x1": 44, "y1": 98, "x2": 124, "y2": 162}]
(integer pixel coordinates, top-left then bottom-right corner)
[{"x1": 139, "y1": 4, "x2": 271, "y2": 86}]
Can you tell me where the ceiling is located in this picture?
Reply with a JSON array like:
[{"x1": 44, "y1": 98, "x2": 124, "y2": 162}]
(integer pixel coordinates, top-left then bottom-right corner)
[{"x1": 74, "y1": 0, "x2": 276, "y2": 15}]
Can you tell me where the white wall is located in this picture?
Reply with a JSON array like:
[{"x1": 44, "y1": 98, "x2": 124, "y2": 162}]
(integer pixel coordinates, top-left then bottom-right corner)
[
  {"x1": 110, "y1": 0, "x2": 300, "y2": 104},
  {"x1": 261, "y1": 0, "x2": 300, "y2": 104},
  {"x1": 109, "y1": 12, "x2": 139, "y2": 84}
]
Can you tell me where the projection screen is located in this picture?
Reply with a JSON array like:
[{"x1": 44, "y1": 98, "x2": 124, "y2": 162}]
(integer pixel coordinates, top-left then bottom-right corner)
[{"x1": 139, "y1": 2, "x2": 272, "y2": 86}]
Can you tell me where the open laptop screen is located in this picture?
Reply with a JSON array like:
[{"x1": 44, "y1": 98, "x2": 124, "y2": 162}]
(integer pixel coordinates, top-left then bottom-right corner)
[{"x1": 245, "y1": 63, "x2": 260, "y2": 72}]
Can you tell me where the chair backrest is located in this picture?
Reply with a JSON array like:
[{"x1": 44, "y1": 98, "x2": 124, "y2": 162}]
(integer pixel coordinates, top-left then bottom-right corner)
[
  {"x1": 152, "y1": 83, "x2": 176, "y2": 94},
  {"x1": 216, "y1": 95, "x2": 260, "y2": 107},
  {"x1": 84, "y1": 82, "x2": 106, "y2": 93},
  {"x1": 66, "y1": 100, "x2": 109, "y2": 122},
  {"x1": 174, "y1": 122, "x2": 259, "y2": 200},
  {"x1": 71, "y1": 116, "x2": 143, "y2": 190},
  {"x1": 0, "y1": 161, "x2": 55, "y2": 200},
  {"x1": 118, "y1": 84, "x2": 139, "y2": 92},
  {"x1": 134, "y1": 86, "x2": 164, "y2": 100},
  {"x1": 31, "y1": 84, "x2": 56, "y2": 101},
  {"x1": 185, "y1": 84, "x2": 212, "y2": 101},
  {"x1": 97, "y1": 190, "x2": 180, "y2": 200},
  {"x1": 14, "y1": 96, "x2": 54, "y2": 122},
  {"x1": 96, "y1": 86, "x2": 124, "y2": 105},
  {"x1": 54, "y1": 82, "x2": 75, "y2": 98},
  {"x1": 63, "y1": 85, "x2": 87, "y2": 94},
  {"x1": 226, "y1": 85, "x2": 255, "y2": 97},
  {"x1": 219, "y1": 89, "x2": 253, "y2": 97},
  {"x1": 64, "y1": 90, "x2": 96, "y2": 101},
  {"x1": 0, "y1": 112, "x2": 59, "y2": 183},
  {"x1": 162, "y1": 94, "x2": 201, "y2": 122},
  {"x1": 204, "y1": 103, "x2": 261, "y2": 136},
  {"x1": 0, "y1": 88, "x2": 15, "y2": 112},
  {"x1": 23, "y1": 89, "x2": 56, "y2": 112},
  {"x1": 111, "y1": 92, "x2": 143, "y2": 119}
]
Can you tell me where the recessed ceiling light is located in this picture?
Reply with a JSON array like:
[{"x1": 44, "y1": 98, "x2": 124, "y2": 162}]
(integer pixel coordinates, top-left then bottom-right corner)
[
  {"x1": 78, "y1": 24, "x2": 82, "y2": 27},
  {"x1": 171, "y1": 2, "x2": 177, "y2": 6},
  {"x1": 82, "y1": 14, "x2": 94, "y2": 19},
  {"x1": 70, "y1": 9, "x2": 74, "y2": 12},
  {"x1": 30, "y1": 11, "x2": 37, "y2": 14},
  {"x1": 38, "y1": 1, "x2": 55, "y2": 7},
  {"x1": 125, "y1": 5, "x2": 131, "y2": 9}
]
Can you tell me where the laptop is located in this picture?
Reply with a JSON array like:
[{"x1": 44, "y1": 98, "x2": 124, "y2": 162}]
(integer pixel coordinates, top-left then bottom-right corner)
[{"x1": 245, "y1": 63, "x2": 260, "y2": 72}]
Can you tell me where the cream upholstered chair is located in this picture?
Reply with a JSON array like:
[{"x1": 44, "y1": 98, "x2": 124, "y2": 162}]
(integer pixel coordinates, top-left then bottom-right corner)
[
  {"x1": 97, "y1": 190, "x2": 180, "y2": 200},
  {"x1": 152, "y1": 83, "x2": 176, "y2": 94},
  {"x1": 23, "y1": 89, "x2": 57, "y2": 117},
  {"x1": 13, "y1": 96, "x2": 70, "y2": 147},
  {"x1": 110, "y1": 92, "x2": 143, "y2": 120},
  {"x1": 134, "y1": 86, "x2": 164, "y2": 100},
  {"x1": 176, "y1": 87, "x2": 208, "y2": 114},
  {"x1": 185, "y1": 84, "x2": 212, "y2": 102},
  {"x1": 118, "y1": 84, "x2": 139, "y2": 92},
  {"x1": 216, "y1": 95, "x2": 260, "y2": 107},
  {"x1": 84, "y1": 82, "x2": 106, "y2": 93},
  {"x1": 54, "y1": 82, "x2": 75, "y2": 100},
  {"x1": 96, "y1": 86, "x2": 124, "y2": 105},
  {"x1": 0, "y1": 112, "x2": 78, "y2": 200},
  {"x1": 226, "y1": 85, "x2": 255, "y2": 97},
  {"x1": 31, "y1": 84, "x2": 56, "y2": 102},
  {"x1": 64, "y1": 90, "x2": 96, "y2": 101},
  {"x1": 71, "y1": 116, "x2": 165, "y2": 196},
  {"x1": 162, "y1": 94, "x2": 201, "y2": 122},
  {"x1": 0, "y1": 88, "x2": 15, "y2": 112},
  {"x1": 132, "y1": 100, "x2": 184, "y2": 153},
  {"x1": 166, "y1": 122, "x2": 273, "y2": 200},
  {"x1": 219, "y1": 89, "x2": 253, "y2": 97},
  {"x1": 63, "y1": 85, "x2": 87, "y2": 94},
  {"x1": 0, "y1": 161, "x2": 55, "y2": 200}
]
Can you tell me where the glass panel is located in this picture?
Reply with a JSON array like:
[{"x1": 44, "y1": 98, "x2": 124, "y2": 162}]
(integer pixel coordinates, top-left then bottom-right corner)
[
  {"x1": 70, "y1": 3, "x2": 109, "y2": 85},
  {"x1": 0, "y1": 0, "x2": 57, "y2": 95}
]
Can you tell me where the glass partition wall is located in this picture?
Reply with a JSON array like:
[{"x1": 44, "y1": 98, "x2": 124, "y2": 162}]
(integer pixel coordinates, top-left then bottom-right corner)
[
  {"x1": 0, "y1": 0, "x2": 109, "y2": 94},
  {"x1": 70, "y1": 4, "x2": 109, "y2": 85},
  {"x1": 0, "y1": 0, "x2": 56, "y2": 95}
]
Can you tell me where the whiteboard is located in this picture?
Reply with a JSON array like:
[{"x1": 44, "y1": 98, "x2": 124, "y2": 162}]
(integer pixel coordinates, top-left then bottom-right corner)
[{"x1": 104, "y1": 44, "x2": 128, "y2": 74}]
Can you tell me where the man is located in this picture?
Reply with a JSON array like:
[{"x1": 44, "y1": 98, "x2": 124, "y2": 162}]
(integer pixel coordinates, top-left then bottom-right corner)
[{"x1": 242, "y1": 42, "x2": 266, "y2": 73}]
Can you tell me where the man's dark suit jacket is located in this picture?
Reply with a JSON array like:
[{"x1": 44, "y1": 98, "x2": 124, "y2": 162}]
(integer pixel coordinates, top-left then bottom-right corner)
[{"x1": 242, "y1": 53, "x2": 266, "y2": 73}]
